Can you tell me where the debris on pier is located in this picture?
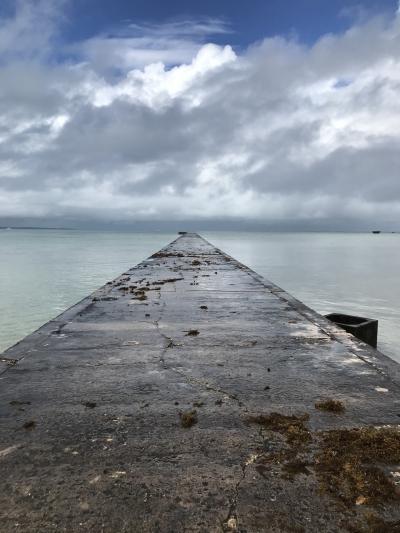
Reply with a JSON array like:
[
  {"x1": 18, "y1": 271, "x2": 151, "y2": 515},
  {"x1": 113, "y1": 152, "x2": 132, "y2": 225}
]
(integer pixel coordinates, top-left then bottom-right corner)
[{"x1": 1, "y1": 233, "x2": 400, "y2": 532}]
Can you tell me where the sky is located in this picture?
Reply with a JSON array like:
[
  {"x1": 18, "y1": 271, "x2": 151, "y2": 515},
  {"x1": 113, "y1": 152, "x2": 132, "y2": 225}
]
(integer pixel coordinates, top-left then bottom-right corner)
[{"x1": 1, "y1": 0, "x2": 400, "y2": 230}]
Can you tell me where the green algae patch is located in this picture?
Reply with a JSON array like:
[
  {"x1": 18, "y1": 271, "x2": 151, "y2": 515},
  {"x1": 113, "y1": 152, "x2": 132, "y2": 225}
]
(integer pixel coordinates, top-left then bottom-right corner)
[
  {"x1": 315, "y1": 426, "x2": 400, "y2": 506},
  {"x1": 315, "y1": 399, "x2": 345, "y2": 413}
]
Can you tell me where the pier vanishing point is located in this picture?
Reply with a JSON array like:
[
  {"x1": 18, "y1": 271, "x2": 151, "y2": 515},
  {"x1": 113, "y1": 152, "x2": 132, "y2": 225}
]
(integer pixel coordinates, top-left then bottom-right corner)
[{"x1": 1, "y1": 233, "x2": 400, "y2": 532}]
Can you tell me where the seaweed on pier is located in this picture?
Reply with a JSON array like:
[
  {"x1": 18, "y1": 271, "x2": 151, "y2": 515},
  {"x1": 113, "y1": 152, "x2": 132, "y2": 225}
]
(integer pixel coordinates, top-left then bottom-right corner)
[
  {"x1": 151, "y1": 252, "x2": 184, "y2": 258},
  {"x1": 315, "y1": 426, "x2": 400, "y2": 506},
  {"x1": 179, "y1": 410, "x2": 198, "y2": 428},
  {"x1": 248, "y1": 412, "x2": 311, "y2": 446},
  {"x1": 248, "y1": 411, "x2": 400, "y2": 517},
  {"x1": 83, "y1": 401, "x2": 97, "y2": 409},
  {"x1": 315, "y1": 399, "x2": 345, "y2": 413},
  {"x1": 348, "y1": 513, "x2": 400, "y2": 533}
]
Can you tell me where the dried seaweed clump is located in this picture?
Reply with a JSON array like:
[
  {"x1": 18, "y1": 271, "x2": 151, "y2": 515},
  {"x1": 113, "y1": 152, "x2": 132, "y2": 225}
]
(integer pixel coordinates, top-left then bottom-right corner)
[
  {"x1": 180, "y1": 410, "x2": 198, "y2": 428},
  {"x1": 248, "y1": 412, "x2": 400, "y2": 526},
  {"x1": 281, "y1": 460, "x2": 311, "y2": 478},
  {"x1": 134, "y1": 289, "x2": 147, "y2": 301},
  {"x1": 23, "y1": 420, "x2": 36, "y2": 430},
  {"x1": 315, "y1": 399, "x2": 345, "y2": 413},
  {"x1": 348, "y1": 513, "x2": 400, "y2": 533},
  {"x1": 83, "y1": 401, "x2": 97, "y2": 409},
  {"x1": 316, "y1": 426, "x2": 400, "y2": 506},
  {"x1": 151, "y1": 252, "x2": 184, "y2": 258},
  {"x1": 247, "y1": 412, "x2": 312, "y2": 483},
  {"x1": 248, "y1": 412, "x2": 311, "y2": 446}
]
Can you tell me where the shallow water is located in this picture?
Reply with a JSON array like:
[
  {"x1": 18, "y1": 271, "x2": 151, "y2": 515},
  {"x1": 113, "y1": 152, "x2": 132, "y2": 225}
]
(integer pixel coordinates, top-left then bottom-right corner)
[{"x1": 0, "y1": 230, "x2": 399, "y2": 362}]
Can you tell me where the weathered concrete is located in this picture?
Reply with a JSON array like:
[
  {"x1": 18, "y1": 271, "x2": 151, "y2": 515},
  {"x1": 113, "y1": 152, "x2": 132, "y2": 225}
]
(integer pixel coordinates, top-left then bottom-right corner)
[{"x1": 1, "y1": 233, "x2": 400, "y2": 532}]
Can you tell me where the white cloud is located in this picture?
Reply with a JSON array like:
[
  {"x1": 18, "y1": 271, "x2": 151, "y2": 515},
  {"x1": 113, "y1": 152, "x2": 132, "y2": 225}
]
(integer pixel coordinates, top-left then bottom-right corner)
[
  {"x1": 1, "y1": 2, "x2": 400, "y2": 228},
  {"x1": 74, "y1": 17, "x2": 232, "y2": 72},
  {"x1": 91, "y1": 43, "x2": 236, "y2": 107}
]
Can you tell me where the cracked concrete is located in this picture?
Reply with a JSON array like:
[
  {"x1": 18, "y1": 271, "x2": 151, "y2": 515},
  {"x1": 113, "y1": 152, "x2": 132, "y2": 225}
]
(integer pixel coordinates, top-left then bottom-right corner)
[{"x1": 1, "y1": 233, "x2": 400, "y2": 532}]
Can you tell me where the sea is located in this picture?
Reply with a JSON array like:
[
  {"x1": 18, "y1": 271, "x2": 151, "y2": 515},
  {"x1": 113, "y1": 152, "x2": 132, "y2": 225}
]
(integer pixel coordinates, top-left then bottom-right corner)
[{"x1": 0, "y1": 230, "x2": 399, "y2": 362}]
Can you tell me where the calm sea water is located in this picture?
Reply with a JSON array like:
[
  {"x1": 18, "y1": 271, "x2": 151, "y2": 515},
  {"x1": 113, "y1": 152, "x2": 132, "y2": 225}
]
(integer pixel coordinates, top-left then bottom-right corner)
[{"x1": 0, "y1": 230, "x2": 399, "y2": 362}]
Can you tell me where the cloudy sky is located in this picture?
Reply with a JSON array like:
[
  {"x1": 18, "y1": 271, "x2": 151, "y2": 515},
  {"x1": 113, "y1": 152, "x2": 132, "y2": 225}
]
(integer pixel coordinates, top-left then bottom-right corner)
[{"x1": 1, "y1": 0, "x2": 400, "y2": 230}]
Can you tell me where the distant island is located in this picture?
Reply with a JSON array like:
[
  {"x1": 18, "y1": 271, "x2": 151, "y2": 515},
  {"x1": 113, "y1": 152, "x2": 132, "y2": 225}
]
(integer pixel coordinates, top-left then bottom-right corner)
[
  {"x1": 0, "y1": 226, "x2": 72, "y2": 230},
  {"x1": 371, "y1": 230, "x2": 399, "y2": 234}
]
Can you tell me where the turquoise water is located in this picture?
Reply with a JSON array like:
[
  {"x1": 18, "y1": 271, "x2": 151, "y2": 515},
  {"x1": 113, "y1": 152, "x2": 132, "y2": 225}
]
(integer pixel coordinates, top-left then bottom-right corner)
[
  {"x1": 0, "y1": 230, "x2": 399, "y2": 362},
  {"x1": 0, "y1": 230, "x2": 175, "y2": 353}
]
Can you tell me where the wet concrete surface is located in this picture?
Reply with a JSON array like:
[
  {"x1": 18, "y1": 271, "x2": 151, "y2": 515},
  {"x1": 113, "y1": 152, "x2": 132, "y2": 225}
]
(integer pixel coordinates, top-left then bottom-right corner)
[{"x1": 1, "y1": 233, "x2": 400, "y2": 532}]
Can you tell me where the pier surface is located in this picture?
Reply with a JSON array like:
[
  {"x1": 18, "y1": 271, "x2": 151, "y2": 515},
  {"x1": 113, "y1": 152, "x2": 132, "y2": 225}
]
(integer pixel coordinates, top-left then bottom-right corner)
[{"x1": 1, "y1": 233, "x2": 400, "y2": 532}]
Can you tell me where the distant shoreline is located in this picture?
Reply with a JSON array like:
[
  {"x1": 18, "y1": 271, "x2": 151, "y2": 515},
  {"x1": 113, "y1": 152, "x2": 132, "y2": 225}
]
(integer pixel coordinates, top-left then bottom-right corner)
[
  {"x1": 0, "y1": 227, "x2": 399, "y2": 234},
  {"x1": 0, "y1": 227, "x2": 73, "y2": 231}
]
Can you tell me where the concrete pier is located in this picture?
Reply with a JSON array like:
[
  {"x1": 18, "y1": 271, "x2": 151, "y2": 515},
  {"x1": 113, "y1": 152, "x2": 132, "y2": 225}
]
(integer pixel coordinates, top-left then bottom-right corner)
[{"x1": 1, "y1": 233, "x2": 400, "y2": 532}]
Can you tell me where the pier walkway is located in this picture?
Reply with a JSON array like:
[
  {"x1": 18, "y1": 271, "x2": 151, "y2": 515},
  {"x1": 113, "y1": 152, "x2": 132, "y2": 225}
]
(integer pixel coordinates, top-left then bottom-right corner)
[{"x1": 1, "y1": 233, "x2": 400, "y2": 532}]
